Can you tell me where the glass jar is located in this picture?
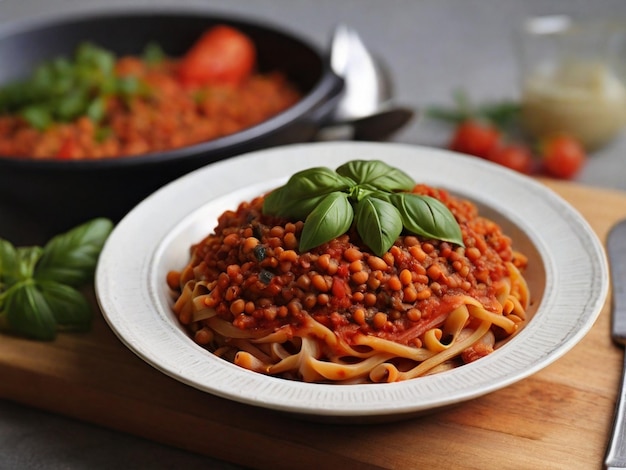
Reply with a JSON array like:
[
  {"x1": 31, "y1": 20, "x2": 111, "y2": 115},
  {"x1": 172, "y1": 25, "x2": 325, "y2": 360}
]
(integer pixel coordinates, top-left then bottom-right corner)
[{"x1": 517, "y1": 16, "x2": 626, "y2": 150}]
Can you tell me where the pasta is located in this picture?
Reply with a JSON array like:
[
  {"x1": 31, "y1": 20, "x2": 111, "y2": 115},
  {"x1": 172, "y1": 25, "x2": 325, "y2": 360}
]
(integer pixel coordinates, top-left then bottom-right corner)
[{"x1": 167, "y1": 183, "x2": 530, "y2": 384}]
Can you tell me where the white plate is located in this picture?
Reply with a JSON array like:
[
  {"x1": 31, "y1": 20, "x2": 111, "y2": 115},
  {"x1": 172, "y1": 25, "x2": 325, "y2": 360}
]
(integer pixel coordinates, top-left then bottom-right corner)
[{"x1": 95, "y1": 141, "x2": 609, "y2": 420}]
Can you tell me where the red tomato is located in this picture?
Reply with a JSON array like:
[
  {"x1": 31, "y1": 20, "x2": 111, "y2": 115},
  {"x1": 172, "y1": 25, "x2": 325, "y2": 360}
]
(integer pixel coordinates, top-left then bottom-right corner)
[
  {"x1": 332, "y1": 278, "x2": 347, "y2": 299},
  {"x1": 449, "y1": 120, "x2": 501, "y2": 159},
  {"x1": 336, "y1": 264, "x2": 350, "y2": 278},
  {"x1": 177, "y1": 25, "x2": 256, "y2": 87},
  {"x1": 487, "y1": 144, "x2": 534, "y2": 174},
  {"x1": 56, "y1": 138, "x2": 77, "y2": 160},
  {"x1": 540, "y1": 134, "x2": 587, "y2": 179}
]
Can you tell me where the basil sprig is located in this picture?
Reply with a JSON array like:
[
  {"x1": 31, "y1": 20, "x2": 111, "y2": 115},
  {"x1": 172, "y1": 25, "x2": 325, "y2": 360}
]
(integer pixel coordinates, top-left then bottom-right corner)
[
  {"x1": 0, "y1": 218, "x2": 113, "y2": 340},
  {"x1": 0, "y1": 42, "x2": 158, "y2": 131},
  {"x1": 263, "y1": 160, "x2": 464, "y2": 256}
]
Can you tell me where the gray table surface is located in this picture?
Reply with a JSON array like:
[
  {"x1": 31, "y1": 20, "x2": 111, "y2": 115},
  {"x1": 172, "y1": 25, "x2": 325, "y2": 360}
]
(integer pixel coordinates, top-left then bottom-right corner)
[{"x1": 1, "y1": 0, "x2": 625, "y2": 469}]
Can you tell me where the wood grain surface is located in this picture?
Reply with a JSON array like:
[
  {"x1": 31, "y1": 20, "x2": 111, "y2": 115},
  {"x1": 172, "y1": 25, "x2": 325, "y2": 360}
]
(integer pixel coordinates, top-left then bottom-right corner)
[{"x1": 1, "y1": 178, "x2": 625, "y2": 470}]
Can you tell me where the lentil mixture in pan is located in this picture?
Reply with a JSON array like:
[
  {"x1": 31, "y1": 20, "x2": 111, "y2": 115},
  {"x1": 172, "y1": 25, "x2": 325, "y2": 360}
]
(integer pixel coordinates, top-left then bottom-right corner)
[{"x1": 0, "y1": 26, "x2": 301, "y2": 160}]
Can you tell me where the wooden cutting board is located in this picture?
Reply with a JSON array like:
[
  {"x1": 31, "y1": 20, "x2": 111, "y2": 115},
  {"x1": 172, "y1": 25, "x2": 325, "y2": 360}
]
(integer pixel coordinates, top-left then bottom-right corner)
[{"x1": 1, "y1": 178, "x2": 625, "y2": 470}]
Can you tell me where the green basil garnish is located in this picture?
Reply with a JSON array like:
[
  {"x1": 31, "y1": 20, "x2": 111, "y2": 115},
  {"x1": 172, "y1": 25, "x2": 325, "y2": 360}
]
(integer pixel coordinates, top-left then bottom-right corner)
[
  {"x1": 142, "y1": 42, "x2": 166, "y2": 65},
  {"x1": 0, "y1": 218, "x2": 113, "y2": 340},
  {"x1": 263, "y1": 160, "x2": 464, "y2": 256},
  {"x1": 263, "y1": 167, "x2": 353, "y2": 220},
  {"x1": 299, "y1": 192, "x2": 354, "y2": 253},
  {"x1": 391, "y1": 193, "x2": 464, "y2": 245},
  {"x1": 0, "y1": 42, "x2": 152, "y2": 131},
  {"x1": 337, "y1": 160, "x2": 415, "y2": 192},
  {"x1": 355, "y1": 197, "x2": 403, "y2": 257},
  {"x1": 35, "y1": 217, "x2": 113, "y2": 286}
]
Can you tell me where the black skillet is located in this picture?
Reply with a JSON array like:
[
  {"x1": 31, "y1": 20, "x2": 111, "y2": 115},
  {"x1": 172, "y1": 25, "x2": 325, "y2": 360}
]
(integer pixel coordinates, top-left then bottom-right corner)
[{"x1": 0, "y1": 10, "x2": 345, "y2": 242}]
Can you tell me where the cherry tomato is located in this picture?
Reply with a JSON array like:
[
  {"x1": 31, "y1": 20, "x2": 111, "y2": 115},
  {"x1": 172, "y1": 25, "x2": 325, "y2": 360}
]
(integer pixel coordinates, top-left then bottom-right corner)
[
  {"x1": 487, "y1": 144, "x2": 534, "y2": 174},
  {"x1": 177, "y1": 25, "x2": 256, "y2": 87},
  {"x1": 540, "y1": 134, "x2": 587, "y2": 179},
  {"x1": 449, "y1": 120, "x2": 501, "y2": 159},
  {"x1": 56, "y1": 138, "x2": 77, "y2": 160}
]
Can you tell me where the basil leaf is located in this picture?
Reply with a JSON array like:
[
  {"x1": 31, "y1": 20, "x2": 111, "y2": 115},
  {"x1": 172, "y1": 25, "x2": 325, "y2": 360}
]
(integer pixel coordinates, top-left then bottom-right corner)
[
  {"x1": 75, "y1": 42, "x2": 115, "y2": 75},
  {"x1": 35, "y1": 218, "x2": 113, "y2": 286},
  {"x1": 86, "y1": 95, "x2": 106, "y2": 123},
  {"x1": 38, "y1": 281, "x2": 91, "y2": 331},
  {"x1": 352, "y1": 184, "x2": 392, "y2": 202},
  {"x1": 117, "y1": 76, "x2": 140, "y2": 96},
  {"x1": 355, "y1": 197, "x2": 403, "y2": 257},
  {"x1": 143, "y1": 42, "x2": 166, "y2": 65},
  {"x1": 0, "y1": 243, "x2": 42, "y2": 332},
  {"x1": 336, "y1": 160, "x2": 415, "y2": 192},
  {"x1": 1, "y1": 242, "x2": 44, "y2": 287},
  {"x1": 17, "y1": 246, "x2": 44, "y2": 280},
  {"x1": 263, "y1": 186, "x2": 329, "y2": 221},
  {"x1": 0, "y1": 302, "x2": 7, "y2": 331},
  {"x1": 56, "y1": 89, "x2": 88, "y2": 121},
  {"x1": 0, "y1": 239, "x2": 19, "y2": 286},
  {"x1": 279, "y1": 166, "x2": 354, "y2": 199},
  {"x1": 263, "y1": 167, "x2": 354, "y2": 220},
  {"x1": 21, "y1": 106, "x2": 52, "y2": 130},
  {"x1": 392, "y1": 193, "x2": 464, "y2": 246},
  {"x1": 4, "y1": 281, "x2": 57, "y2": 340},
  {"x1": 299, "y1": 192, "x2": 354, "y2": 252}
]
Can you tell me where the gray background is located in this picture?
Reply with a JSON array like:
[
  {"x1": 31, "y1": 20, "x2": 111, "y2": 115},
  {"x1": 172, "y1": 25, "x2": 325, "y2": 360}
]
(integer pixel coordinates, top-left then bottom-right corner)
[{"x1": 1, "y1": 0, "x2": 625, "y2": 469}]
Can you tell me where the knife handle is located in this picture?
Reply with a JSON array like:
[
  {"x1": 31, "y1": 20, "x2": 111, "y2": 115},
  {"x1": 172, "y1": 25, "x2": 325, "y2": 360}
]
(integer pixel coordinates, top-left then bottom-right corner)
[{"x1": 606, "y1": 350, "x2": 626, "y2": 469}]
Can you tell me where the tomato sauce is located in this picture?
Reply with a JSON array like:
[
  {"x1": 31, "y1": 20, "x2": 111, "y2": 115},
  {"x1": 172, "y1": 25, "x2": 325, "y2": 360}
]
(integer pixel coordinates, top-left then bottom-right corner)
[{"x1": 172, "y1": 185, "x2": 526, "y2": 347}]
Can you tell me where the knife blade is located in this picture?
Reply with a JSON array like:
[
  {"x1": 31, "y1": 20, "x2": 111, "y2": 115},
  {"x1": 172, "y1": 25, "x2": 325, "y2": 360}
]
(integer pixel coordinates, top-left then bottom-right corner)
[
  {"x1": 609, "y1": 220, "x2": 626, "y2": 344},
  {"x1": 605, "y1": 219, "x2": 626, "y2": 469}
]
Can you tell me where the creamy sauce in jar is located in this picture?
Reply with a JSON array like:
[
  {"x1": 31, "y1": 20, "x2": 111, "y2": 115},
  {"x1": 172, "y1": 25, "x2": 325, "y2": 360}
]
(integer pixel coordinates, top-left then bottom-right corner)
[{"x1": 521, "y1": 61, "x2": 626, "y2": 150}]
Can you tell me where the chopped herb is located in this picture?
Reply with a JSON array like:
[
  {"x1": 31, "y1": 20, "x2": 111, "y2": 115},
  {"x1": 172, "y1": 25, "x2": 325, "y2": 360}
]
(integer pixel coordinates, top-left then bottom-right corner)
[
  {"x1": 258, "y1": 269, "x2": 274, "y2": 284},
  {"x1": 253, "y1": 245, "x2": 266, "y2": 261}
]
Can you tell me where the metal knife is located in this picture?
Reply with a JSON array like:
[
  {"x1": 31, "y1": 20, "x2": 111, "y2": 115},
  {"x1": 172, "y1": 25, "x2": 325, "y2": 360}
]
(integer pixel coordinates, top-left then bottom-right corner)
[{"x1": 606, "y1": 219, "x2": 626, "y2": 469}]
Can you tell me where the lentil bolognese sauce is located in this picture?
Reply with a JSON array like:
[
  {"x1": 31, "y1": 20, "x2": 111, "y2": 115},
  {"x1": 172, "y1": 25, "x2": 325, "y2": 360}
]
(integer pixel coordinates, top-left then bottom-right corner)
[
  {"x1": 0, "y1": 25, "x2": 301, "y2": 160},
  {"x1": 167, "y1": 160, "x2": 530, "y2": 383}
]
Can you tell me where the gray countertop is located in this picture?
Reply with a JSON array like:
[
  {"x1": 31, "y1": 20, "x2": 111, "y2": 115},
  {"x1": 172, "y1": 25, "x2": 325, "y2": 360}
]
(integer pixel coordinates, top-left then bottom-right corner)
[{"x1": 1, "y1": 0, "x2": 625, "y2": 469}]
